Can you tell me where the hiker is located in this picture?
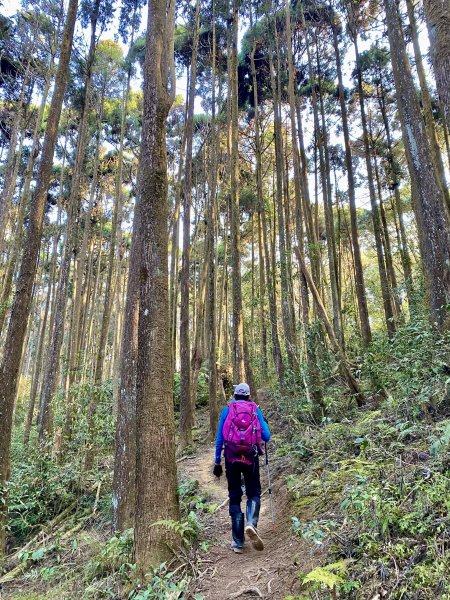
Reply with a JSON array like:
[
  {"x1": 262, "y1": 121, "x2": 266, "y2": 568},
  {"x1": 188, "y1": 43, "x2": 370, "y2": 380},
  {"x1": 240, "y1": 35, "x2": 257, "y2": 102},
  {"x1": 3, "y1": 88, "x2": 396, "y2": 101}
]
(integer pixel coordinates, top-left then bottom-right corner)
[{"x1": 213, "y1": 383, "x2": 271, "y2": 553}]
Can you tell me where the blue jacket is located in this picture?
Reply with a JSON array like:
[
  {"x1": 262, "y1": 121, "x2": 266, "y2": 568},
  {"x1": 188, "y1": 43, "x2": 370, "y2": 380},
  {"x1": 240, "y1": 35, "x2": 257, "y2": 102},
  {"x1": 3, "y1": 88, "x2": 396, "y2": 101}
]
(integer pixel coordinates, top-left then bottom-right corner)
[{"x1": 215, "y1": 400, "x2": 271, "y2": 463}]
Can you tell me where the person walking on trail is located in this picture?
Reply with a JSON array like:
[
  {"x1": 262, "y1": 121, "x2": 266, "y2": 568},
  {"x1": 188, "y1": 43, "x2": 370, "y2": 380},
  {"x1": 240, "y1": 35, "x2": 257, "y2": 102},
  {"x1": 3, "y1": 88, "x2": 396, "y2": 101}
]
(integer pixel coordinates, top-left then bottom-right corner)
[{"x1": 213, "y1": 383, "x2": 271, "y2": 554}]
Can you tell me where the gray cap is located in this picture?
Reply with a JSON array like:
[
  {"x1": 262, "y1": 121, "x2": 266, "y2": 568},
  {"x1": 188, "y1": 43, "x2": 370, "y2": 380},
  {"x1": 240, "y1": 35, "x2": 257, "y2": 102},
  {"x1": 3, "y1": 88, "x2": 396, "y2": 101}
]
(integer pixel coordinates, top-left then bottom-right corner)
[{"x1": 234, "y1": 382, "x2": 250, "y2": 396}]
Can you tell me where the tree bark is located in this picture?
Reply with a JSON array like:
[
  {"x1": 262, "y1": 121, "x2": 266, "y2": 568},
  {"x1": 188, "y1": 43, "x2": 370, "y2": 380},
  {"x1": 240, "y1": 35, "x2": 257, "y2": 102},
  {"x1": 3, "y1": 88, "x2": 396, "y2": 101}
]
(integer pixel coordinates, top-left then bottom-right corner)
[
  {"x1": 406, "y1": 0, "x2": 450, "y2": 212},
  {"x1": 423, "y1": 0, "x2": 450, "y2": 130},
  {"x1": 384, "y1": 0, "x2": 450, "y2": 328},
  {"x1": 207, "y1": 0, "x2": 219, "y2": 437},
  {"x1": 112, "y1": 195, "x2": 141, "y2": 533},
  {"x1": 179, "y1": 0, "x2": 200, "y2": 450},
  {"x1": 134, "y1": 0, "x2": 179, "y2": 573}
]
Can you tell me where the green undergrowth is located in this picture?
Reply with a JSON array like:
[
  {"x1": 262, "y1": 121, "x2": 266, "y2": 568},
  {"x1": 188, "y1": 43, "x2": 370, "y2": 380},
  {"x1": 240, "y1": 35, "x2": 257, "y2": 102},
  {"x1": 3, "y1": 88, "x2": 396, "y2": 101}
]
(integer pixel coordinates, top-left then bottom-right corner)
[
  {"x1": 278, "y1": 316, "x2": 450, "y2": 599},
  {"x1": 3, "y1": 462, "x2": 211, "y2": 599},
  {"x1": 4, "y1": 375, "x2": 216, "y2": 599},
  {"x1": 5, "y1": 312, "x2": 450, "y2": 599}
]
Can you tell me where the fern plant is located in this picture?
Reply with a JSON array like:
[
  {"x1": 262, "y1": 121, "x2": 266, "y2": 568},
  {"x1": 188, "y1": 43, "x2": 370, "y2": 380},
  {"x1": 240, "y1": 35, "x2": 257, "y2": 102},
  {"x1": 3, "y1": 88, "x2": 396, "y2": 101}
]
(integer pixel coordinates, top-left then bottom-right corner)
[
  {"x1": 301, "y1": 560, "x2": 359, "y2": 599},
  {"x1": 152, "y1": 511, "x2": 201, "y2": 544}
]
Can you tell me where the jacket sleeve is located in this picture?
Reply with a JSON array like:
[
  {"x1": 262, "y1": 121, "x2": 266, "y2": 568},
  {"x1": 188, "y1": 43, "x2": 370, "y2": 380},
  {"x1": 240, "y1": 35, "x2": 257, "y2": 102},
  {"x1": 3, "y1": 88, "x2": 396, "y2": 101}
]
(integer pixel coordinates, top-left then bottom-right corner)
[
  {"x1": 215, "y1": 406, "x2": 229, "y2": 463},
  {"x1": 256, "y1": 408, "x2": 271, "y2": 442}
]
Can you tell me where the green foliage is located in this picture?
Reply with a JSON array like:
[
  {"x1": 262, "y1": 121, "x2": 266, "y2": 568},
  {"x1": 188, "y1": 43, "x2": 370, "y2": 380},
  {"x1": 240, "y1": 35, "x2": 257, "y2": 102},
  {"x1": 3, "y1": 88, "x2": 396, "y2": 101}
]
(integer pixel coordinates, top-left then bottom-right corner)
[
  {"x1": 173, "y1": 369, "x2": 209, "y2": 411},
  {"x1": 128, "y1": 563, "x2": 189, "y2": 600},
  {"x1": 88, "y1": 529, "x2": 134, "y2": 577},
  {"x1": 284, "y1": 313, "x2": 450, "y2": 599},
  {"x1": 292, "y1": 517, "x2": 337, "y2": 545},
  {"x1": 152, "y1": 511, "x2": 201, "y2": 545},
  {"x1": 302, "y1": 560, "x2": 356, "y2": 592},
  {"x1": 430, "y1": 420, "x2": 450, "y2": 457},
  {"x1": 8, "y1": 436, "x2": 82, "y2": 543},
  {"x1": 53, "y1": 380, "x2": 115, "y2": 455}
]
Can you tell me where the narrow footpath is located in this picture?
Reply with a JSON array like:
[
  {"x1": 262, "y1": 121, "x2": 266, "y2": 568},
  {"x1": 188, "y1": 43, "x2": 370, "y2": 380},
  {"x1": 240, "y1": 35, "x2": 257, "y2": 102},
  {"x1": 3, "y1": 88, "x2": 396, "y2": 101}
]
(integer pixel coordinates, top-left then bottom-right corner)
[{"x1": 180, "y1": 429, "x2": 322, "y2": 600}]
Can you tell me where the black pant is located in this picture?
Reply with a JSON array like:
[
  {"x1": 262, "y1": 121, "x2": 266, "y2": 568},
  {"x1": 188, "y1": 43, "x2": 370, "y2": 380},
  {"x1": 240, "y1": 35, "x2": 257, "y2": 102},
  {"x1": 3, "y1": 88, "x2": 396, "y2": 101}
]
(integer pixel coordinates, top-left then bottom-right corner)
[{"x1": 225, "y1": 458, "x2": 261, "y2": 516}]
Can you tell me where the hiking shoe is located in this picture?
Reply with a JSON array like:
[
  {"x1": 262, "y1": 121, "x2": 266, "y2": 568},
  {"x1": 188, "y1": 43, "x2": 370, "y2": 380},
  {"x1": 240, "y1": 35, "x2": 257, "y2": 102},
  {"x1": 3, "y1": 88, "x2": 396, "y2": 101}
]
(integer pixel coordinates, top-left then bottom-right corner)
[
  {"x1": 230, "y1": 541, "x2": 243, "y2": 554},
  {"x1": 245, "y1": 524, "x2": 264, "y2": 551}
]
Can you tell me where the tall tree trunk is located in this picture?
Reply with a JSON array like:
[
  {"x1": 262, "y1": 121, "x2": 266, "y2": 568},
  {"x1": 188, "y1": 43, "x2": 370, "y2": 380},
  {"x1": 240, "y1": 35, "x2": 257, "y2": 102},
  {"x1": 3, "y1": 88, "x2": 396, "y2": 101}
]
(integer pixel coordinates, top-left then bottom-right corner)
[
  {"x1": 39, "y1": 30, "x2": 100, "y2": 442},
  {"x1": 0, "y1": 70, "x2": 52, "y2": 335},
  {"x1": 179, "y1": 0, "x2": 200, "y2": 450},
  {"x1": 331, "y1": 22, "x2": 371, "y2": 346},
  {"x1": 38, "y1": 1, "x2": 101, "y2": 442},
  {"x1": 287, "y1": 1, "x2": 323, "y2": 408},
  {"x1": 423, "y1": 0, "x2": 450, "y2": 129},
  {"x1": 134, "y1": 0, "x2": 179, "y2": 573},
  {"x1": 249, "y1": 31, "x2": 284, "y2": 388},
  {"x1": 169, "y1": 87, "x2": 187, "y2": 372},
  {"x1": 229, "y1": 0, "x2": 244, "y2": 382},
  {"x1": 354, "y1": 36, "x2": 396, "y2": 338},
  {"x1": 207, "y1": 0, "x2": 219, "y2": 436},
  {"x1": 377, "y1": 88, "x2": 414, "y2": 297},
  {"x1": 406, "y1": 0, "x2": 449, "y2": 212},
  {"x1": 384, "y1": 0, "x2": 450, "y2": 329},
  {"x1": 112, "y1": 198, "x2": 140, "y2": 532},
  {"x1": 0, "y1": 0, "x2": 78, "y2": 556},
  {"x1": 229, "y1": 0, "x2": 254, "y2": 390},
  {"x1": 315, "y1": 38, "x2": 343, "y2": 346},
  {"x1": 269, "y1": 47, "x2": 297, "y2": 370}
]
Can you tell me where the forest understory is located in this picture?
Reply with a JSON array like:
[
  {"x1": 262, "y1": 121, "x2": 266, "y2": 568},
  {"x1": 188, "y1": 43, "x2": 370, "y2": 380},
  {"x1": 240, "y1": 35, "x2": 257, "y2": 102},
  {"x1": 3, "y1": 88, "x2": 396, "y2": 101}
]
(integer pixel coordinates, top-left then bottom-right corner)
[
  {"x1": 1, "y1": 0, "x2": 450, "y2": 597},
  {"x1": 1, "y1": 316, "x2": 450, "y2": 600}
]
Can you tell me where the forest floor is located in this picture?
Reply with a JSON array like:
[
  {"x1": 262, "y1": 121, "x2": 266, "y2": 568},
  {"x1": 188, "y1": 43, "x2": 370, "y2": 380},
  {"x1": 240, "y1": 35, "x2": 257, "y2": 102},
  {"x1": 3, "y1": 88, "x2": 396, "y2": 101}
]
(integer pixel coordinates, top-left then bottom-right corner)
[{"x1": 181, "y1": 409, "x2": 324, "y2": 600}]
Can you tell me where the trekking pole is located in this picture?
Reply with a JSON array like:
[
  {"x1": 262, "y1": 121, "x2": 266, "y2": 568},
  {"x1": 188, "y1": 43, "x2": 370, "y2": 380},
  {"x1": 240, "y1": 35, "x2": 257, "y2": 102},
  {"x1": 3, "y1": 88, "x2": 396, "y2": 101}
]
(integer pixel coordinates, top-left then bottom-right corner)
[{"x1": 264, "y1": 442, "x2": 275, "y2": 524}]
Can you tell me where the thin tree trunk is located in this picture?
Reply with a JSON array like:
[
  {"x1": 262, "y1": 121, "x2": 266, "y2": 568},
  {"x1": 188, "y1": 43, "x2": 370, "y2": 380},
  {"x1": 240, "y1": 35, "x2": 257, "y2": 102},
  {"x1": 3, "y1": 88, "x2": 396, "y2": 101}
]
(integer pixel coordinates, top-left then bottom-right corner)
[
  {"x1": 354, "y1": 36, "x2": 396, "y2": 338},
  {"x1": 377, "y1": 90, "x2": 414, "y2": 297},
  {"x1": 269, "y1": 48, "x2": 297, "y2": 370},
  {"x1": 179, "y1": 0, "x2": 200, "y2": 450},
  {"x1": 287, "y1": 1, "x2": 324, "y2": 407},
  {"x1": 294, "y1": 248, "x2": 364, "y2": 407},
  {"x1": 0, "y1": 72, "x2": 53, "y2": 335},
  {"x1": 169, "y1": 81, "x2": 187, "y2": 372},
  {"x1": 331, "y1": 22, "x2": 371, "y2": 345},
  {"x1": 315, "y1": 39, "x2": 343, "y2": 345},
  {"x1": 23, "y1": 230, "x2": 59, "y2": 446},
  {"x1": 229, "y1": 0, "x2": 244, "y2": 382},
  {"x1": 249, "y1": 33, "x2": 284, "y2": 388},
  {"x1": 371, "y1": 136, "x2": 401, "y2": 320},
  {"x1": 207, "y1": 1, "x2": 219, "y2": 436}
]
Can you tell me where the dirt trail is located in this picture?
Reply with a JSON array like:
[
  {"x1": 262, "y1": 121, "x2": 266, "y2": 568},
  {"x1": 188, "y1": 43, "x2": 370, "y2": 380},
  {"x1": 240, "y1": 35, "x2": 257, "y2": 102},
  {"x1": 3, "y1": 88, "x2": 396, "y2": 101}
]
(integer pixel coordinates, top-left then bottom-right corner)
[{"x1": 180, "y1": 439, "x2": 321, "y2": 600}]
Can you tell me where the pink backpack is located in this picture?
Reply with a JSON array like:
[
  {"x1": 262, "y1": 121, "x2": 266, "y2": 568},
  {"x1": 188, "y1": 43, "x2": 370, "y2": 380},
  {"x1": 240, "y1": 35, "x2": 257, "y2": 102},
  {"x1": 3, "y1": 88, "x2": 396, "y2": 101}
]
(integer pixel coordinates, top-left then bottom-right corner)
[{"x1": 223, "y1": 401, "x2": 262, "y2": 464}]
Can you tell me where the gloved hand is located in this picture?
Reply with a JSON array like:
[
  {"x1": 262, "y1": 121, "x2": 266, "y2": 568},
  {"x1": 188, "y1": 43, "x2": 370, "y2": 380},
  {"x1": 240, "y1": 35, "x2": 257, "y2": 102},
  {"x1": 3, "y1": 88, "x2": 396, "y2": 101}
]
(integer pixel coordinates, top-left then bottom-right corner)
[{"x1": 213, "y1": 463, "x2": 223, "y2": 478}]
